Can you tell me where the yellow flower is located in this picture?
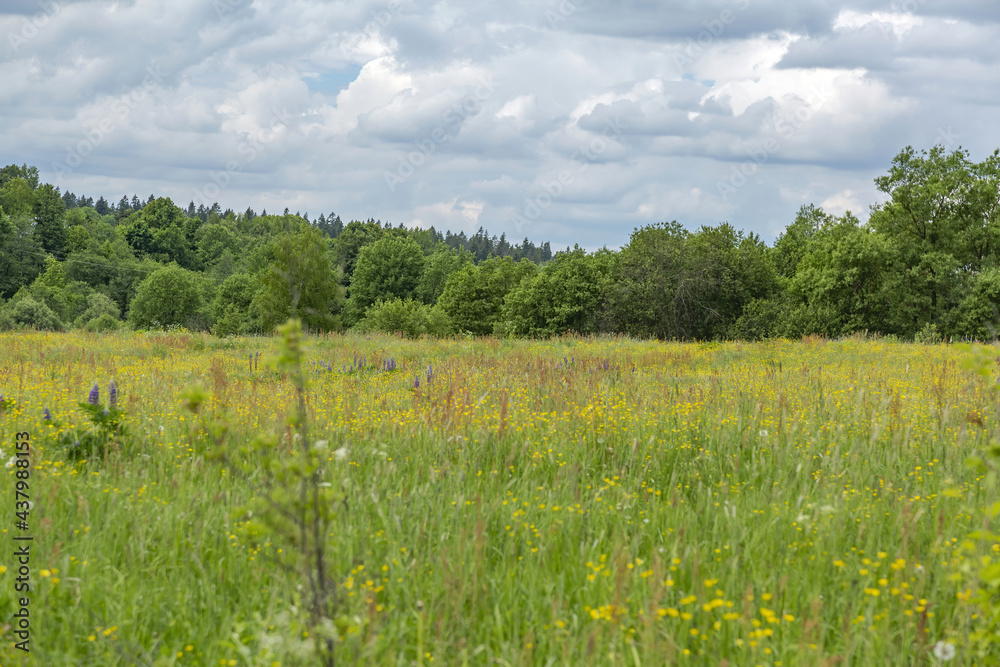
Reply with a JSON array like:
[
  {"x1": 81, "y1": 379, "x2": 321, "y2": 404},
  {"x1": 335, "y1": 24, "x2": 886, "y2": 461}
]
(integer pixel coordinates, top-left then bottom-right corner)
[{"x1": 40, "y1": 569, "x2": 51, "y2": 578}]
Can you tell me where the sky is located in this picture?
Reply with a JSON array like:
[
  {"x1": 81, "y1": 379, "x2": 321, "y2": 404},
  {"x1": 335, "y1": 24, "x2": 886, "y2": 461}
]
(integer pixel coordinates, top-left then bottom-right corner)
[{"x1": 2, "y1": 0, "x2": 998, "y2": 250}]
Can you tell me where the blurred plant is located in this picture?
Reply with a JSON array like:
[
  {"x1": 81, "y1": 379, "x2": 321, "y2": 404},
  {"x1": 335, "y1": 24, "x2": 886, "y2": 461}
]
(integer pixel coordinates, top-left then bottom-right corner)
[
  {"x1": 948, "y1": 346, "x2": 1000, "y2": 660},
  {"x1": 192, "y1": 319, "x2": 346, "y2": 666}
]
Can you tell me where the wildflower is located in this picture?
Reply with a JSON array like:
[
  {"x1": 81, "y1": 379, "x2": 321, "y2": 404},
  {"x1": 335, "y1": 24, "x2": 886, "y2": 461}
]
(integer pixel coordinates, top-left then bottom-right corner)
[
  {"x1": 932, "y1": 641, "x2": 956, "y2": 661},
  {"x1": 5, "y1": 456, "x2": 15, "y2": 468},
  {"x1": 759, "y1": 429, "x2": 769, "y2": 438},
  {"x1": 88, "y1": 383, "x2": 100, "y2": 405},
  {"x1": 43, "y1": 408, "x2": 52, "y2": 421},
  {"x1": 427, "y1": 364, "x2": 433, "y2": 382},
  {"x1": 108, "y1": 381, "x2": 118, "y2": 409},
  {"x1": 334, "y1": 447, "x2": 348, "y2": 461},
  {"x1": 414, "y1": 376, "x2": 420, "y2": 388}
]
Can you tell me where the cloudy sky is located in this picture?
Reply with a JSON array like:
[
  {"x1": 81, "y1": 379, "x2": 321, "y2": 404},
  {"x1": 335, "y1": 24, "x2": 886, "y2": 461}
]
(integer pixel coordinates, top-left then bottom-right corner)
[{"x1": 2, "y1": 0, "x2": 998, "y2": 249}]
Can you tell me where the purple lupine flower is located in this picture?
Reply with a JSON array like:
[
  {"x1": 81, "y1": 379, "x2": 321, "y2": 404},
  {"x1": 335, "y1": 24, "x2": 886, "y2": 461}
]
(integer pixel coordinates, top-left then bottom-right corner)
[
  {"x1": 109, "y1": 381, "x2": 118, "y2": 409},
  {"x1": 88, "y1": 383, "x2": 100, "y2": 405},
  {"x1": 43, "y1": 408, "x2": 52, "y2": 421},
  {"x1": 427, "y1": 365, "x2": 432, "y2": 382},
  {"x1": 249, "y1": 354, "x2": 254, "y2": 372},
  {"x1": 414, "y1": 376, "x2": 420, "y2": 388}
]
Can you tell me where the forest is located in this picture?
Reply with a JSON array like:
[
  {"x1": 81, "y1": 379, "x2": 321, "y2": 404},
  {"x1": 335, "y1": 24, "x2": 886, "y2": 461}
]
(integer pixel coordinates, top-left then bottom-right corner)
[{"x1": 1, "y1": 143, "x2": 998, "y2": 342}]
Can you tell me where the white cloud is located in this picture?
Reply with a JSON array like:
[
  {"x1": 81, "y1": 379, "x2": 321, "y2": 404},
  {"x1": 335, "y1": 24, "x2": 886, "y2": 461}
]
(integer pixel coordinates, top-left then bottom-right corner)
[{"x1": 1, "y1": 0, "x2": 998, "y2": 247}]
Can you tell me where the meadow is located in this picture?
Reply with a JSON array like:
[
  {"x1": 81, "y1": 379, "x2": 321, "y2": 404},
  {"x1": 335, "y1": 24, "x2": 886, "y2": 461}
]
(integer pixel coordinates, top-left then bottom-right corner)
[{"x1": 0, "y1": 330, "x2": 997, "y2": 666}]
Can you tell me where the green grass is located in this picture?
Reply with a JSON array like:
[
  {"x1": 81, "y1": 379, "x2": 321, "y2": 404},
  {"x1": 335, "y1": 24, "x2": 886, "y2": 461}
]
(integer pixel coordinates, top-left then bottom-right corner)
[{"x1": 0, "y1": 331, "x2": 995, "y2": 665}]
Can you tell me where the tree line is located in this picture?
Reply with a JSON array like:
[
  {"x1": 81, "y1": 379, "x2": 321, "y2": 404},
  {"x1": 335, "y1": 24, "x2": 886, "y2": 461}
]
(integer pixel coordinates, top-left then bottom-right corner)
[{"x1": 1, "y1": 144, "x2": 999, "y2": 341}]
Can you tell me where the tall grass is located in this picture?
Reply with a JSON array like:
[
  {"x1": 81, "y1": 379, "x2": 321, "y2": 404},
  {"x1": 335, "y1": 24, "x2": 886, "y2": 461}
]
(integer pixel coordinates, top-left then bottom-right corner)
[{"x1": 0, "y1": 331, "x2": 995, "y2": 665}]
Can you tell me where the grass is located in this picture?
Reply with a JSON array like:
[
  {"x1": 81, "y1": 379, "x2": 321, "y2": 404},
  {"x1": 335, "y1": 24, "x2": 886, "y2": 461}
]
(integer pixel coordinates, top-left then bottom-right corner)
[{"x1": 0, "y1": 330, "x2": 996, "y2": 665}]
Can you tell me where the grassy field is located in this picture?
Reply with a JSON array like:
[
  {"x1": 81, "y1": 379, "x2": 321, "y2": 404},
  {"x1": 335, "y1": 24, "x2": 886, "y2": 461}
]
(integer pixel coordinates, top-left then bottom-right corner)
[{"x1": 0, "y1": 330, "x2": 996, "y2": 665}]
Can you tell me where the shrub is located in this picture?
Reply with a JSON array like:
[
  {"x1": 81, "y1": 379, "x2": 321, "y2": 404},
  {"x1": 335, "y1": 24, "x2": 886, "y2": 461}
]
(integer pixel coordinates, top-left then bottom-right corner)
[
  {"x1": 4, "y1": 295, "x2": 63, "y2": 330},
  {"x1": 356, "y1": 298, "x2": 453, "y2": 339},
  {"x1": 128, "y1": 265, "x2": 204, "y2": 330},
  {"x1": 85, "y1": 313, "x2": 123, "y2": 332},
  {"x1": 74, "y1": 292, "x2": 121, "y2": 328}
]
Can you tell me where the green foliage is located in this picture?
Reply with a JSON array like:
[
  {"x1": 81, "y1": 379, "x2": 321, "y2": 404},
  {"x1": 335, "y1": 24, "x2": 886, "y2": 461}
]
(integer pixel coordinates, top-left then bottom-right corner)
[
  {"x1": 212, "y1": 273, "x2": 261, "y2": 336},
  {"x1": 499, "y1": 247, "x2": 616, "y2": 337},
  {"x1": 0, "y1": 163, "x2": 39, "y2": 189},
  {"x1": 606, "y1": 222, "x2": 777, "y2": 340},
  {"x1": 84, "y1": 312, "x2": 123, "y2": 332},
  {"x1": 784, "y1": 213, "x2": 888, "y2": 337},
  {"x1": 437, "y1": 256, "x2": 538, "y2": 336},
  {"x1": 952, "y1": 268, "x2": 1000, "y2": 341},
  {"x1": 0, "y1": 204, "x2": 45, "y2": 299},
  {"x1": 345, "y1": 234, "x2": 426, "y2": 326},
  {"x1": 74, "y1": 291, "x2": 122, "y2": 327},
  {"x1": 33, "y1": 183, "x2": 68, "y2": 256},
  {"x1": 356, "y1": 297, "x2": 453, "y2": 338},
  {"x1": 416, "y1": 242, "x2": 473, "y2": 305},
  {"x1": 913, "y1": 322, "x2": 942, "y2": 344},
  {"x1": 330, "y1": 219, "x2": 384, "y2": 285},
  {"x1": 2, "y1": 294, "x2": 63, "y2": 330},
  {"x1": 869, "y1": 146, "x2": 1000, "y2": 338},
  {"x1": 127, "y1": 264, "x2": 205, "y2": 330},
  {"x1": 253, "y1": 227, "x2": 339, "y2": 333}
]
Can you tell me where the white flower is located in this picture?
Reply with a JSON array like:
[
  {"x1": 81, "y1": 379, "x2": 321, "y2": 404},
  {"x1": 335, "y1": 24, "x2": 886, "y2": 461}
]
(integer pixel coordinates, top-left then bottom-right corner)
[
  {"x1": 314, "y1": 440, "x2": 329, "y2": 451},
  {"x1": 334, "y1": 447, "x2": 348, "y2": 461},
  {"x1": 5, "y1": 456, "x2": 15, "y2": 468},
  {"x1": 932, "y1": 641, "x2": 956, "y2": 662},
  {"x1": 758, "y1": 429, "x2": 768, "y2": 437},
  {"x1": 916, "y1": 564, "x2": 926, "y2": 574}
]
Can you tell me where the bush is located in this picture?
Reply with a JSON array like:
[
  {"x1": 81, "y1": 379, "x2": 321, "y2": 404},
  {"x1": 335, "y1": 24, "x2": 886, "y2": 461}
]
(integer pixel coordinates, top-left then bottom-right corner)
[
  {"x1": 914, "y1": 322, "x2": 942, "y2": 344},
  {"x1": 4, "y1": 295, "x2": 63, "y2": 330},
  {"x1": 212, "y1": 273, "x2": 261, "y2": 336},
  {"x1": 85, "y1": 313, "x2": 123, "y2": 332},
  {"x1": 356, "y1": 298, "x2": 453, "y2": 339},
  {"x1": 128, "y1": 265, "x2": 205, "y2": 330},
  {"x1": 74, "y1": 292, "x2": 121, "y2": 328}
]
